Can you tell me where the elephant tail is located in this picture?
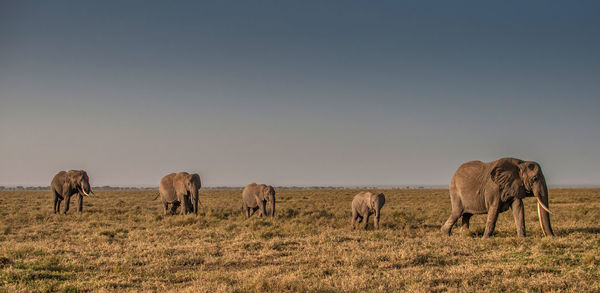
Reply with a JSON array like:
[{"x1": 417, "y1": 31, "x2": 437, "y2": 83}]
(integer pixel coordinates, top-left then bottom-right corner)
[{"x1": 153, "y1": 193, "x2": 160, "y2": 201}]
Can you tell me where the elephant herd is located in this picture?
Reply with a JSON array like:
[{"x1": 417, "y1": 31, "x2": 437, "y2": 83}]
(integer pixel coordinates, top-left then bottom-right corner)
[{"x1": 49, "y1": 157, "x2": 554, "y2": 238}]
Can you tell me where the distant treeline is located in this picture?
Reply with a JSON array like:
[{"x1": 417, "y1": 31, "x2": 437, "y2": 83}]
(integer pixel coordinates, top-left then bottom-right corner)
[
  {"x1": 0, "y1": 185, "x2": 430, "y2": 190},
  {"x1": 0, "y1": 186, "x2": 51, "y2": 190}
]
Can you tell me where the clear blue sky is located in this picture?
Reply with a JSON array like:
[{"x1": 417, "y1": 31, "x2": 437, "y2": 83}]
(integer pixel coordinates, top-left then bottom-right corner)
[{"x1": 1, "y1": 1, "x2": 599, "y2": 186}]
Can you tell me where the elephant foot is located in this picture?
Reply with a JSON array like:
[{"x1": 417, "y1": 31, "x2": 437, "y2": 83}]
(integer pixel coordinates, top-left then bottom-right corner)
[{"x1": 440, "y1": 226, "x2": 451, "y2": 236}]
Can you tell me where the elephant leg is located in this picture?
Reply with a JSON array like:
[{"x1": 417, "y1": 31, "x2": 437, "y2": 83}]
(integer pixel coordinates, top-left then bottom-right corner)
[
  {"x1": 185, "y1": 196, "x2": 193, "y2": 214},
  {"x1": 53, "y1": 190, "x2": 63, "y2": 214},
  {"x1": 180, "y1": 196, "x2": 188, "y2": 215},
  {"x1": 351, "y1": 209, "x2": 359, "y2": 229},
  {"x1": 53, "y1": 194, "x2": 59, "y2": 214},
  {"x1": 483, "y1": 206, "x2": 500, "y2": 238},
  {"x1": 461, "y1": 213, "x2": 472, "y2": 231},
  {"x1": 443, "y1": 187, "x2": 463, "y2": 235},
  {"x1": 250, "y1": 207, "x2": 259, "y2": 217},
  {"x1": 171, "y1": 202, "x2": 180, "y2": 215},
  {"x1": 374, "y1": 215, "x2": 380, "y2": 230},
  {"x1": 63, "y1": 194, "x2": 72, "y2": 214},
  {"x1": 242, "y1": 202, "x2": 248, "y2": 218},
  {"x1": 164, "y1": 203, "x2": 169, "y2": 215},
  {"x1": 194, "y1": 197, "x2": 199, "y2": 216},
  {"x1": 259, "y1": 201, "x2": 267, "y2": 217},
  {"x1": 77, "y1": 195, "x2": 83, "y2": 213},
  {"x1": 441, "y1": 211, "x2": 462, "y2": 236},
  {"x1": 362, "y1": 214, "x2": 370, "y2": 230},
  {"x1": 511, "y1": 199, "x2": 526, "y2": 237}
]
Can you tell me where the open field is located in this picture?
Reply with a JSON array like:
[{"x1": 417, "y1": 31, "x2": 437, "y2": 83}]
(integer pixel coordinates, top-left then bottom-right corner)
[{"x1": 0, "y1": 188, "x2": 599, "y2": 292}]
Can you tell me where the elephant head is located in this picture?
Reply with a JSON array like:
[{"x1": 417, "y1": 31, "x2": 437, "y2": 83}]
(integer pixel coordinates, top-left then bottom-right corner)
[
  {"x1": 519, "y1": 161, "x2": 554, "y2": 236},
  {"x1": 490, "y1": 160, "x2": 553, "y2": 236},
  {"x1": 185, "y1": 173, "x2": 201, "y2": 199},
  {"x1": 369, "y1": 193, "x2": 385, "y2": 223},
  {"x1": 68, "y1": 170, "x2": 93, "y2": 197},
  {"x1": 260, "y1": 185, "x2": 276, "y2": 217}
]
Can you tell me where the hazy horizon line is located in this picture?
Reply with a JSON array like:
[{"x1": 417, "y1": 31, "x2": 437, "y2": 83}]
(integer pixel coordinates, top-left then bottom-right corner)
[{"x1": 3, "y1": 184, "x2": 599, "y2": 189}]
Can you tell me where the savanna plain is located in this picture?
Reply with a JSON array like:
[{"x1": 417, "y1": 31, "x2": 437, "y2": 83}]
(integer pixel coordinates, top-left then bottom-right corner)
[{"x1": 0, "y1": 188, "x2": 599, "y2": 292}]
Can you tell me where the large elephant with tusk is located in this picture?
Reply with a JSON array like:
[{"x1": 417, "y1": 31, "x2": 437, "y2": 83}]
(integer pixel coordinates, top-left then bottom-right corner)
[
  {"x1": 51, "y1": 170, "x2": 94, "y2": 214},
  {"x1": 441, "y1": 157, "x2": 554, "y2": 238}
]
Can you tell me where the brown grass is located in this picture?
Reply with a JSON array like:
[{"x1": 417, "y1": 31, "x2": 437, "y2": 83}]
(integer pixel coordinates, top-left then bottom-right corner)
[{"x1": 0, "y1": 188, "x2": 599, "y2": 292}]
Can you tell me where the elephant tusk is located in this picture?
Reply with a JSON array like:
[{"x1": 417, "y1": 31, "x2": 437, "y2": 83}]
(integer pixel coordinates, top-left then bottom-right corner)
[
  {"x1": 537, "y1": 203, "x2": 547, "y2": 237},
  {"x1": 535, "y1": 197, "x2": 553, "y2": 214},
  {"x1": 80, "y1": 183, "x2": 90, "y2": 196}
]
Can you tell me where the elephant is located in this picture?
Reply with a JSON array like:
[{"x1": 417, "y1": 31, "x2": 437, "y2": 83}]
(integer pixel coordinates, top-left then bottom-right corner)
[
  {"x1": 441, "y1": 157, "x2": 554, "y2": 238},
  {"x1": 241, "y1": 183, "x2": 276, "y2": 218},
  {"x1": 351, "y1": 191, "x2": 385, "y2": 229},
  {"x1": 158, "y1": 172, "x2": 202, "y2": 215},
  {"x1": 50, "y1": 170, "x2": 94, "y2": 214}
]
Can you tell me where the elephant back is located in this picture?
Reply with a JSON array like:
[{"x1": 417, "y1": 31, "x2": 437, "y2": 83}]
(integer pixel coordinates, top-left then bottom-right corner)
[
  {"x1": 351, "y1": 191, "x2": 371, "y2": 209},
  {"x1": 159, "y1": 173, "x2": 177, "y2": 202}
]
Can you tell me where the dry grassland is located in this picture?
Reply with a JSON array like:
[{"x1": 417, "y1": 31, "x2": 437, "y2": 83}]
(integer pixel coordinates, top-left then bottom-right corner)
[{"x1": 0, "y1": 188, "x2": 599, "y2": 292}]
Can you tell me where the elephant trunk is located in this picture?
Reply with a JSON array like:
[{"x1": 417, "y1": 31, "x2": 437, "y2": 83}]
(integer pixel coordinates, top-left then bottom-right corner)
[
  {"x1": 270, "y1": 196, "x2": 276, "y2": 217},
  {"x1": 191, "y1": 188, "x2": 199, "y2": 216},
  {"x1": 535, "y1": 178, "x2": 554, "y2": 236}
]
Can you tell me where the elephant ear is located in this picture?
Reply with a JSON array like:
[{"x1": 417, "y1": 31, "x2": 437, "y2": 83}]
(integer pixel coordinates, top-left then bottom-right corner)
[
  {"x1": 490, "y1": 165, "x2": 521, "y2": 202},
  {"x1": 368, "y1": 193, "x2": 377, "y2": 210},
  {"x1": 192, "y1": 174, "x2": 201, "y2": 189},
  {"x1": 260, "y1": 185, "x2": 269, "y2": 200},
  {"x1": 378, "y1": 193, "x2": 385, "y2": 206}
]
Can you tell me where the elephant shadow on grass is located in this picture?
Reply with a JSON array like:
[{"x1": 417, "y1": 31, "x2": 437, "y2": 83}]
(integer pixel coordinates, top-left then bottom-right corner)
[
  {"x1": 561, "y1": 227, "x2": 600, "y2": 234},
  {"x1": 453, "y1": 226, "x2": 598, "y2": 237},
  {"x1": 464, "y1": 227, "x2": 497, "y2": 238}
]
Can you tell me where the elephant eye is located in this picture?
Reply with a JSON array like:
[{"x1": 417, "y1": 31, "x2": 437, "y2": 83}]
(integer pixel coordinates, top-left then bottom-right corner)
[{"x1": 531, "y1": 176, "x2": 538, "y2": 182}]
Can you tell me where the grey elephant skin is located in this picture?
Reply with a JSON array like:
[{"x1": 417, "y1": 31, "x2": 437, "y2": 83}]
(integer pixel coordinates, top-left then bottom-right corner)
[
  {"x1": 51, "y1": 170, "x2": 94, "y2": 214},
  {"x1": 242, "y1": 183, "x2": 276, "y2": 218},
  {"x1": 441, "y1": 157, "x2": 554, "y2": 238},
  {"x1": 351, "y1": 191, "x2": 385, "y2": 229},
  {"x1": 158, "y1": 172, "x2": 202, "y2": 215}
]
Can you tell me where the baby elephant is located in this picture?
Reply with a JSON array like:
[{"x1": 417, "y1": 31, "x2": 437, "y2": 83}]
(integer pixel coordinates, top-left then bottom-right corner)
[
  {"x1": 351, "y1": 191, "x2": 385, "y2": 230},
  {"x1": 242, "y1": 183, "x2": 276, "y2": 218}
]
